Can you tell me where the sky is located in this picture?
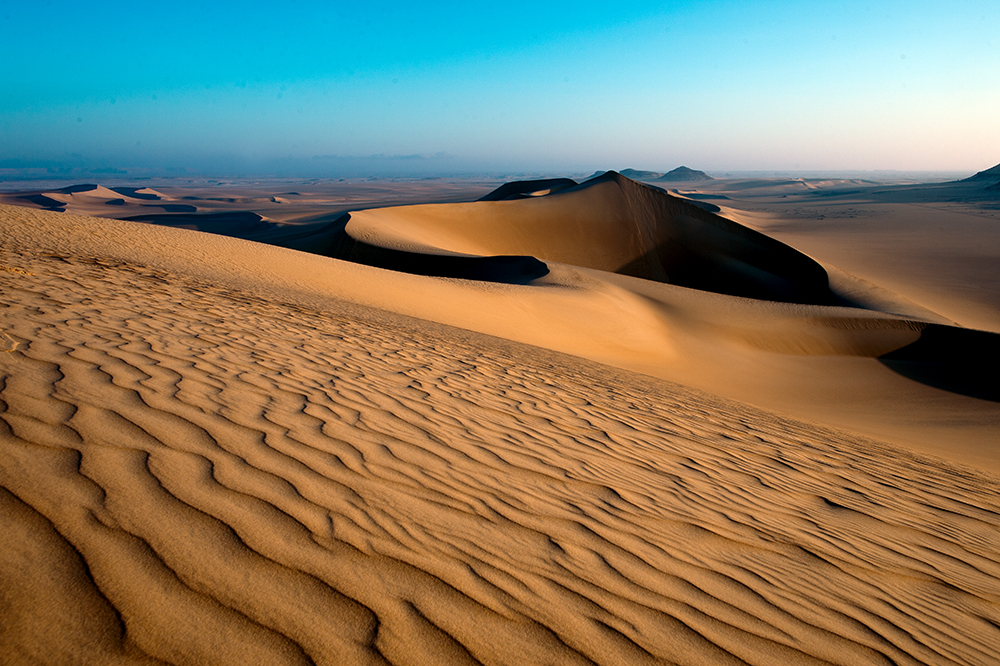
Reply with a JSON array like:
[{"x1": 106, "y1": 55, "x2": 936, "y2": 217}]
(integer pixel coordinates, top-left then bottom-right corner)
[{"x1": 1, "y1": 0, "x2": 998, "y2": 177}]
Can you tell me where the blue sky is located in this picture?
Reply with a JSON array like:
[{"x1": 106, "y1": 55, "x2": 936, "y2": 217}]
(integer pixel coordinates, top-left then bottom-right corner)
[{"x1": 2, "y1": 0, "x2": 997, "y2": 176}]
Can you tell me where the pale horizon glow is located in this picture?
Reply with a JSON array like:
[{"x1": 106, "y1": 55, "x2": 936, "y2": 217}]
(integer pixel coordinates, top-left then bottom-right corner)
[{"x1": 2, "y1": 0, "x2": 998, "y2": 177}]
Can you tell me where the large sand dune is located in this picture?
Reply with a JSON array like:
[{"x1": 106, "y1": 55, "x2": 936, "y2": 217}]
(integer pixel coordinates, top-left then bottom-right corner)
[
  {"x1": 344, "y1": 172, "x2": 833, "y2": 303},
  {"x1": 1, "y1": 170, "x2": 999, "y2": 665}
]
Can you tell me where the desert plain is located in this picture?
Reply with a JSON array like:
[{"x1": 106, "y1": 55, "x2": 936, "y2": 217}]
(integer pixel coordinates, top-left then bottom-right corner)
[{"x1": 0, "y1": 167, "x2": 998, "y2": 665}]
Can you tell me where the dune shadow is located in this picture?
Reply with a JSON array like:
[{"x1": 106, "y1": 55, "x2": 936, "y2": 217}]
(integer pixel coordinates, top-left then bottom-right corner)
[
  {"x1": 327, "y1": 230, "x2": 548, "y2": 284},
  {"x1": 879, "y1": 325, "x2": 1000, "y2": 402},
  {"x1": 18, "y1": 194, "x2": 65, "y2": 211},
  {"x1": 53, "y1": 183, "x2": 98, "y2": 194},
  {"x1": 142, "y1": 204, "x2": 198, "y2": 213},
  {"x1": 479, "y1": 178, "x2": 579, "y2": 201},
  {"x1": 111, "y1": 187, "x2": 161, "y2": 200},
  {"x1": 611, "y1": 201, "x2": 836, "y2": 305},
  {"x1": 618, "y1": 242, "x2": 833, "y2": 304},
  {"x1": 316, "y1": 214, "x2": 547, "y2": 284},
  {"x1": 123, "y1": 211, "x2": 548, "y2": 285},
  {"x1": 564, "y1": 172, "x2": 838, "y2": 305},
  {"x1": 124, "y1": 211, "x2": 272, "y2": 234}
]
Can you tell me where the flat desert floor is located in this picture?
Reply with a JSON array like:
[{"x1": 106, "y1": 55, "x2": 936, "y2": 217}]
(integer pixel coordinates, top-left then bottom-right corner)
[{"x1": 1, "y1": 171, "x2": 998, "y2": 665}]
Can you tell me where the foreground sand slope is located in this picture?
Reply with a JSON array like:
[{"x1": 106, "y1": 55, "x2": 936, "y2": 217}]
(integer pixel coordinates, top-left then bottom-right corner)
[{"x1": 1, "y1": 205, "x2": 999, "y2": 665}]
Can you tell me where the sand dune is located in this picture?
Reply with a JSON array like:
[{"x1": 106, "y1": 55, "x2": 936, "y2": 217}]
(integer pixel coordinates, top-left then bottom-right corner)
[
  {"x1": 1, "y1": 170, "x2": 999, "y2": 666},
  {"x1": 346, "y1": 172, "x2": 833, "y2": 304},
  {"x1": 44, "y1": 184, "x2": 126, "y2": 202}
]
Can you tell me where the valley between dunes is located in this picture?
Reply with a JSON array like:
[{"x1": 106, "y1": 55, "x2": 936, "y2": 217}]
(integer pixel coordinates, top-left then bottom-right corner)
[{"x1": 1, "y1": 171, "x2": 998, "y2": 665}]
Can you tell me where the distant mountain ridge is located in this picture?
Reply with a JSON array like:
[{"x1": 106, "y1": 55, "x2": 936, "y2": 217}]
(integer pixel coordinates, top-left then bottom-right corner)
[
  {"x1": 586, "y1": 166, "x2": 713, "y2": 182},
  {"x1": 656, "y1": 166, "x2": 713, "y2": 182}
]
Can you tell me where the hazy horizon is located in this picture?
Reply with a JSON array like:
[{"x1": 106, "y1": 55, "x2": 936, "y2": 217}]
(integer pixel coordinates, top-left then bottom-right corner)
[{"x1": 3, "y1": 0, "x2": 997, "y2": 178}]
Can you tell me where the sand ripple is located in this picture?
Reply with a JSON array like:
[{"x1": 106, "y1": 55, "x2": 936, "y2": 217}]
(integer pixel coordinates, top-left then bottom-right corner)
[{"x1": 1, "y1": 252, "x2": 999, "y2": 665}]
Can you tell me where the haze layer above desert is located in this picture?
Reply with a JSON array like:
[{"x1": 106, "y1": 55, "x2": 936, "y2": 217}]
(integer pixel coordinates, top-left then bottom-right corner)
[{"x1": 1, "y1": 168, "x2": 998, "y2": 665}]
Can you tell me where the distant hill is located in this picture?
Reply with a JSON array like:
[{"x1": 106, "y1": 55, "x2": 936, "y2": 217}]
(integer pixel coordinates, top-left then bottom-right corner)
[
  {"x1": 586, "y1": 167, "x2": 713, "y2": 182},
  {"x1": 963, "y1": 162, "x2": 1000, "y2": 182},
  {"x1": 654, "y1": 166, "x2": 713, "y2": 182},
  {"x1": 586, "y1": 169, "x2": 662, "y2": 180}
]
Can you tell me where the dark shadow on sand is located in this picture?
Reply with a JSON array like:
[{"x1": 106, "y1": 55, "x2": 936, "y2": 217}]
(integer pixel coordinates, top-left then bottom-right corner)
[
  {"x1": 142, "y1": 204, "x2": 198, "y2": 213},
  {"x1": 616, "y1": 241, "x2": 834, "y2": 304},
  {"x1": 54, "y1": 184, "x2": 98, "y2": 194},
  {"x1": 879, "y1": 325, "x2": 1000, "y2": 402},
  {"x1": 327, "y1": 219, "x2": 548, "y2": 284},
  {"x1": 479, "y1": 178, "x2": 579, "y2": 201},
  {"x1": 111, "y1": 187, "x2": 161, "y2": 200},
  {"x1": 124, "y1": 211, "x2": 272, "y2": 234},
  {"x1": 18, "y1": 194, "x2": 65, "y2": 211},
  {"x1": 123, "y1": 211, "x2": 548, "y2": 285}
]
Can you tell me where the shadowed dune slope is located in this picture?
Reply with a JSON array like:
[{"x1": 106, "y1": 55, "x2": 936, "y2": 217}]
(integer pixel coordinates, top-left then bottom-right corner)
[
  {"x1": 2, "y1": 210, "x2": 999, "y2": 665},
  {"x1": 348, "y1": 172, "x2": 834, "y2": 304},
  {"x1": 879, "y1": 324, "x2": 1000, "y2": 401},
  {"x1": 53, "y1": 183, "x2": 101, "y2": 194},
  {"x1": 111, "y1": 186, "x2": 163, "y2": 200},
  {"x1": 477, "y1": 178, "x2": 579, "y2": 201},
  {"x1": 962, "y1": 162, "x2": 1000, "y2": 182},
  {"x1": 125, "y1": 211, "x2": 275, "y2": 234},
  {"x1": 15, "y1": 194, "x2": 66, "y2": 211},
  {"x1": 122, "y1": 211, "x2": 549, "y2": 285},
  {"x1": 325, "y1": 217, "x2": 549, "y2": 283}
]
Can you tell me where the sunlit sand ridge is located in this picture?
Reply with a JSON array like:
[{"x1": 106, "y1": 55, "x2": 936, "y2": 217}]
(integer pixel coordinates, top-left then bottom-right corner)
[{"x1": 1, "y1": 171, "x2": 999, "y2": 665}]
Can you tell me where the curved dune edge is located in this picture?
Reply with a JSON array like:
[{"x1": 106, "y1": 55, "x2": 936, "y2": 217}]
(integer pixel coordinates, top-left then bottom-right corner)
[
  {"x1": 1, "y1": 207, "x2": 1000, "y2": 665},
  {"x1": 345, "y1": 173, "x2": 834, "y2": 304}
]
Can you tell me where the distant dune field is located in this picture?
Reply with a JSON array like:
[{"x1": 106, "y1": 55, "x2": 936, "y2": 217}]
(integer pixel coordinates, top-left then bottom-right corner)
[{"x1": 1, "y1": 170, "x2": 998, "y2": 665}]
